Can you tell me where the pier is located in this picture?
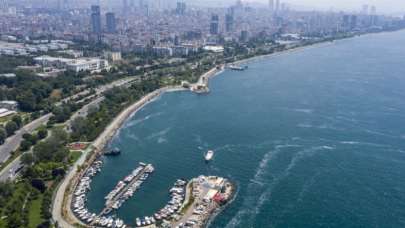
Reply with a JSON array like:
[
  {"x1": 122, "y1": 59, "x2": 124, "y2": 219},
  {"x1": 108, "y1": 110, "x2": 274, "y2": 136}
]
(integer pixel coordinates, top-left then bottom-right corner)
[{"x1": 100, "y1": 163, "x2": 154, "y2": 216}]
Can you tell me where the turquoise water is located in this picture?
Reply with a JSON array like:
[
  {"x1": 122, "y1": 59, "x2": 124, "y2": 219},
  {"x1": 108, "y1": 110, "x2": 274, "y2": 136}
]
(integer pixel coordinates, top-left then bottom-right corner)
[{"x1": 87, "y1": 30, "x2": 405, "y2": 227}]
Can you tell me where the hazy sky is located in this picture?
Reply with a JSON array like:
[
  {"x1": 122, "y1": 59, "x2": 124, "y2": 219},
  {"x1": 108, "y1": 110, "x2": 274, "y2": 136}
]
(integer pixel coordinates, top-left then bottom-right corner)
[{"x1": 246, "y1": 0, "x2": 405, "y2": 13}]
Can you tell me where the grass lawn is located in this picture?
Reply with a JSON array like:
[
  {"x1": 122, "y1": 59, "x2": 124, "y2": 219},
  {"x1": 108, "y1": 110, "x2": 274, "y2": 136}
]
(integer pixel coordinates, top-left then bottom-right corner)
[
  {"x1": 69, "y1": 151, "x2": 83, "y2": 164},
  {"x1": 0, "y1": 219, "x2": 7, "y2": 228},
  {"x1": 27, "y1": 194, "x2": 44, "y2": 228}
]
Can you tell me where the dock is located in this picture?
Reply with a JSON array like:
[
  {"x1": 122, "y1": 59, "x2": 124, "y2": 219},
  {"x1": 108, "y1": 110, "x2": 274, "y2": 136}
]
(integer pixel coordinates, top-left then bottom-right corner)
[{"x1": 100, "y1": 163, "x2": 154, "y2": 216}]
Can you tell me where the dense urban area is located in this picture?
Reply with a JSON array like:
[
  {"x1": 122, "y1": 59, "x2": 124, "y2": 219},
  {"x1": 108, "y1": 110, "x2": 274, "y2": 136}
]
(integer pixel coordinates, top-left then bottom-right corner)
[{"x1": 0, "y1": 0, "x2": 405, "y2": 227}]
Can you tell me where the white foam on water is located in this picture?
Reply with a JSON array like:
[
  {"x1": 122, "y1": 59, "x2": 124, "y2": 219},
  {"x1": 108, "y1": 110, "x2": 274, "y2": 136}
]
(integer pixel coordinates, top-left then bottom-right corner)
[
  {"x1": 341, "y1": 141, "x2": 361, "y2": 145},
  {"x1": 226, "y1": 145, "x2": 334, "y2": 227},
  {"x1": 225, "y1": 144, "x2": 303, "y2": 228},
  {"x1": 340, "y1": 140, "x2": 391, "y2": 148},
  {"x1": 297, "y1": 171, "x2": 321, "y2": 202},
  {"x1": 298, "y1": 123, "x2": 313, "y2": 128},
  {"x1": 293, "y1": 108, "x2": 314, "y2": 114},
  {"x1": 146, "y1": 127, "x2": 171, "y2": 140},
  {"x1": 125, "y1": 112, "x2": 163, "y2": 128},
  {"x1": 157, "y1": 137, "x2": 167, "y2": 144}
]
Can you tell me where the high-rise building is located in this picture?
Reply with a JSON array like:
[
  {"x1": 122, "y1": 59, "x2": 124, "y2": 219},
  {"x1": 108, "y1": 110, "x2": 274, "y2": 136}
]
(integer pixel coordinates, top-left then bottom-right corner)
[
  {"x1": 106, "y1": 12, "x2": 116, "y2": 33},
  {"x1": 0, "y1": 0, "x2": 8, "y2": 12},
  {"x1": 269, "y1": 0, "x2": 274, "y2": 12},
  {"x1": 370, "y1": 6, "x2": 376, "y2": 15},
  {"x1": 350, "y1": 15, "x2": 357, "y2": 29},
  {"x1": 210, "y1": 14, "x2": 219, "y2": 35},
  {"x1": 275, "y1": 0, "x2": 280, "y2": 12},
  {"x1": 240, "y1": 30, "x2": 248, "y2": 42},
  {"x1": 122, "y1": 0, "x2": 128, "y2": 15},
  {"x1": 91, "y1": 5, "x2": 102, "y2": 39},
  {"x1": 176, "y1": 1, "x2": 186, "y2": 15},
  {"x1": 225, "y1": 13, "x2": 234, "y2": 32},
  {"x1": 362, "y1": 4, "x2": 369, "y2": 15}
]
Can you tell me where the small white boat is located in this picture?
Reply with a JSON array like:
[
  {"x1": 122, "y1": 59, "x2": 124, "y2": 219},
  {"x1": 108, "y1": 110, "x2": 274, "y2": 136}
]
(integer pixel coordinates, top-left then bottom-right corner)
[{"x1": 205, "y1": 150, "x2": 214, "y2": 161}]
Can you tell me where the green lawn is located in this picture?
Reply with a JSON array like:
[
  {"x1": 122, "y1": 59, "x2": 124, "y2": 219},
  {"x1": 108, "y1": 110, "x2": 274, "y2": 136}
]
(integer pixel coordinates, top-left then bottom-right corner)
[
  {"x1": 69, "y1": 151, "x2": 83, "y2": 164},
  {"x1": 27, "y1": 194, "x2": 44, "y2": 228}
]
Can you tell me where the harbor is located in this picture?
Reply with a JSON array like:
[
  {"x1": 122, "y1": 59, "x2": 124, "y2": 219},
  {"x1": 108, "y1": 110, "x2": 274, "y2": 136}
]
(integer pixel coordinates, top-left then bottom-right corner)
[{"x1": 70, "y1": 151, "x2": 234, "y2": 228}]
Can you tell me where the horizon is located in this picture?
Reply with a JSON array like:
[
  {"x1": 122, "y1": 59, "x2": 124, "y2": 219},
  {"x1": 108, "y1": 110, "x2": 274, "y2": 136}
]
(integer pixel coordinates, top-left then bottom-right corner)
[{"x1": 184, "y1": 0, "x2": 405, "y2": 15}]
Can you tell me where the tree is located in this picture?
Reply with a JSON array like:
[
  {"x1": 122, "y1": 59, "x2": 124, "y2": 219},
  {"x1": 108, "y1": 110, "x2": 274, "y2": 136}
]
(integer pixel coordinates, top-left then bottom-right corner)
[
  {"x1": 11, "y1": 115, "x2": 22, "y2": 129},
  {"x1": 23, "y1": 133, "x2": 38, "y2": 145},
  {"x1": 5, "y1": 121, "x2": 18, "y2": 137},
  {"x1": 0, "y1": 127, "x2": 6, "y2": 144},
  {"x1": 17, "y1": 91, "x2": 36, "y2": 112},
  {"x1": 20, "y1": 140, "x2": 32, "y2": 151},
  {"x1": 31, "y1": 179, "x2": 46, "y2": 193},
  {"x1": 21, "y1": 153, "x2": 34, "y2": 166},
  {"x1": 37, "y1": 129, "x2": 48, "y2": 140}
]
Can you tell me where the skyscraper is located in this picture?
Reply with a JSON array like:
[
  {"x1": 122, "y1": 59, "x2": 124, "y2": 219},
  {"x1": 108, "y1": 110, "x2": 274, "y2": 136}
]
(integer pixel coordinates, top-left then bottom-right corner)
[
  {"x1": 225, "y1": 13, "x2": 234, "y2": 32},
  {"x1": 210, "y1": 14, "x2": 219, "y2": 35},
  {"x1": 269, "y1": 0, "x2": 274, "y2": 12},
  {"x1": 91, "y1": 5, "x2": 102, "y2": 40},
  {"x1": 0, "y1": 0, "x2": 8, "y2": 12},
  {"x1": 370, "y1": 6, "x2": 376, "y2": 15},
  {"x1": 275, "y1": 0, "x2": 280, "y2": 13},
  {"x1": 176, "y1": 1, "x2": 186, "y2": 15},
  {"x1": 122, "y1": 0, "x2": 128, "y2": 15},
  {"x1": 106, "y1": 12, "x2": 116, "y2": 33},
  {"x1": 362, "y1": 4, "x2": 369, "y2": 15}
]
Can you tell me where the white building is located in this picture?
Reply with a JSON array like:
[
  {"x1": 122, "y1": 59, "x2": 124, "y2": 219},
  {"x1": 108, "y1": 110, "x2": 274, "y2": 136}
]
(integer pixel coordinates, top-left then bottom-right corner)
[
  {"x1": 0, "y1": 101, "x2": 18, "y2": 110},
  {"x1": 203, "y1": 45, "x2": 224, "y2": 53},
  {"x1": 104, "y1": 51, "x2": 122, "y2": 62},
  {"x1": 0, "y1": 108, "x2": 16, "y2": 118},
  {"x1": 34, "y1": 56, "x2": 110, "y2": 73}
]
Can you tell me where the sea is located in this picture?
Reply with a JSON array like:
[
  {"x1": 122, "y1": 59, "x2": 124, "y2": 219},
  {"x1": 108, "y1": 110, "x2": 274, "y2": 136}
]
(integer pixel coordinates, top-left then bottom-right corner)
[{"x1": 87, "y1": 30, "x2": 405, "y2": 227}]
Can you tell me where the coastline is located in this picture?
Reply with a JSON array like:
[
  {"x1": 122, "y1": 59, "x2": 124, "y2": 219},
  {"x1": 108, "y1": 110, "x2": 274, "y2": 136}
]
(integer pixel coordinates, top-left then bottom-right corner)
[
  {"x1": 92, "y1": 85, "x2": 186, "y2": 151},
  {"x1": 52, "y1": 37, "x2": 337, "y2": 228},
  {"x1": 52, "y1": 29, "x2": 399, "y2": 227}
]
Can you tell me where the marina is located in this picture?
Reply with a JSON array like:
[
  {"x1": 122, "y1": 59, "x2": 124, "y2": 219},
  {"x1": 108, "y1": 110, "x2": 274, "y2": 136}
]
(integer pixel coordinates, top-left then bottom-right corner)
[
  {"x1": 70, "y1": 155, "x2": 234, "y2": 228},
  {"x1": 71, "y1": 158, "x2": 128, "y2": 227},
  {"x1": 102, "y1": 162, "x2": 154, "y2": 215}
]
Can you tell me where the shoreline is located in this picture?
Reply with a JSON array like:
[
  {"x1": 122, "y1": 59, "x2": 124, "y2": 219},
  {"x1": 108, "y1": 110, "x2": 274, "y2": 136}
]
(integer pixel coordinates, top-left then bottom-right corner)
[
  {"x1": 53, "y1": 36, "x2": 342, "y2": 228},
  {"x1": 53, "y1": 29, "x2": 402, "y2": 227}
]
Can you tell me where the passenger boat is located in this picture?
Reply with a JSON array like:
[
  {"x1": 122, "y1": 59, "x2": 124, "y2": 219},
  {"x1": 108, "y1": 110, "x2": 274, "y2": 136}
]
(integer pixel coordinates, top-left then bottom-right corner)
[
  {"x1": 205, "y1": 150, "x2": 214, "y2": 161},
  {"x1": 227, "y1": 64, "x2": 248, "y2": 71},
  {"x1": 104, "y1": 148, "x2": 121, "y2": 156}
]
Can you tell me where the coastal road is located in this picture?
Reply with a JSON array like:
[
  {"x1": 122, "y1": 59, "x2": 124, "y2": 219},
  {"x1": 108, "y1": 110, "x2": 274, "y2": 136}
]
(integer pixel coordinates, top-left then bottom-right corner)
[
  {"x1": 66, "y1": 96, "x2": 105, "y2": 131},
  {"x1": 0, "y1": 76, "x2": 139, "y2": 181},
  {"x1": 0, "y1": 114, "x2": 52, "y2": 163},
  {"x1": 0, "y1": 156, "x2": 21, "y2": 182}
]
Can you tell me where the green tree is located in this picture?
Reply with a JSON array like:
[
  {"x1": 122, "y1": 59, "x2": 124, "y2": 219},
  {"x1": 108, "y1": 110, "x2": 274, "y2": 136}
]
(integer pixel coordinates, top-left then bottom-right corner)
[
  {"x1": 0, "y1": 127, "x2": 6, "y2": 144},
  {"x1": 21, "y1": 153, "x2": 34, "y2": 166},
  {"x1": 37, "y1": 129, "x2": 48, "y2": 140},
  {"x1": 11, "y1": 115, "x2": 22, "y2": 128},
  {"x1": 5, "y1": 121, "x2": 18, "y2": 137},
  {"x1": 20, "y1": 140, "x2": 32, "y2": 151}
]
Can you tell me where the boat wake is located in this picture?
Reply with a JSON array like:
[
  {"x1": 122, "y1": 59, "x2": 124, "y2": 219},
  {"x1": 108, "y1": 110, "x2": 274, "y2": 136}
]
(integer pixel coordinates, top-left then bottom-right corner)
[
  {"x1": 225, "y1": 144, "x2": 334, "y2": 227},
  {"x1": 146, "y1": 127, "x2": 171, "y2": 140},
  {"x1": 125, "y1": 112, "x2": 163, "y2": 128}
]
